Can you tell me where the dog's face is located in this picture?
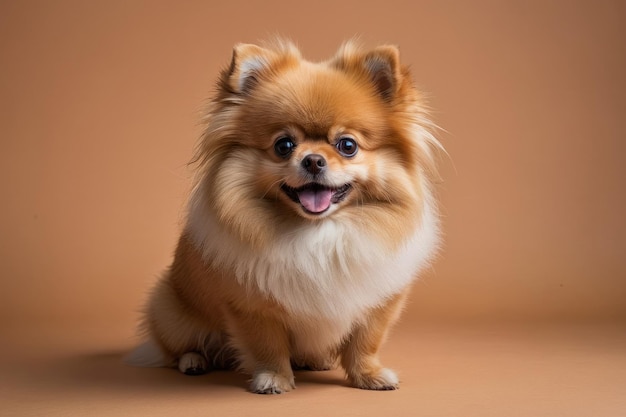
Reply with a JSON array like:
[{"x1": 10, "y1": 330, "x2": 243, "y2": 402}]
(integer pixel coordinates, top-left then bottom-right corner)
[{"x1": 238, "y1": 63, "x2": 396, "y2": 220}]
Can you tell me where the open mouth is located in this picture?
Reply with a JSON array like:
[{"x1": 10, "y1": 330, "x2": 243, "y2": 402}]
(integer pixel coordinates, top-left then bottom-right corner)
[{"x1": 280, "y1": 182, "x2": 352, "y2": 215}]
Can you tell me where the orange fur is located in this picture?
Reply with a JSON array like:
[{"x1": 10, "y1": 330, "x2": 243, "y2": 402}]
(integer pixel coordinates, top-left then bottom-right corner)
[{"x1": 128, "y1": 39, "x2": 442, "y2": 394}]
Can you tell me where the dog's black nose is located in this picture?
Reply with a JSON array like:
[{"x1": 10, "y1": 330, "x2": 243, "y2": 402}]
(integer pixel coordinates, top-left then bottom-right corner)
[{"x1": 302, "y1": 154, "x2": 327, "y2": 175}]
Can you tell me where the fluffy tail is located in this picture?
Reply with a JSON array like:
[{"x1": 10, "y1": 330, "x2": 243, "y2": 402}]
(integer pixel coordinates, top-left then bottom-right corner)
[{"x1": 124, "y1": 339, "x2": 173, "y2": 368}]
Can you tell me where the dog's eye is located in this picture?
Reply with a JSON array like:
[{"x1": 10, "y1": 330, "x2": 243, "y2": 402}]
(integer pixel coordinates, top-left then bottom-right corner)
[
  {"x1": 336, "y1": 137, "x2": 358, "y2": 157},
  {"x1": 274, "y1": 136, "x2": 296, "y2": 158}
]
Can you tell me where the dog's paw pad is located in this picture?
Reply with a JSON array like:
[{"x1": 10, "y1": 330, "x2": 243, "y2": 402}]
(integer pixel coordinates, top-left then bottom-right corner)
[{"x1": 178, "y1": 352, "x2": 208, "y2": 376}]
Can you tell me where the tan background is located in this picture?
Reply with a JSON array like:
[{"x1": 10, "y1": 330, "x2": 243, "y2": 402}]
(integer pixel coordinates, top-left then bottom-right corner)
[{"x1": 1, "y1": 1, "x2": 625, "y2": 416}]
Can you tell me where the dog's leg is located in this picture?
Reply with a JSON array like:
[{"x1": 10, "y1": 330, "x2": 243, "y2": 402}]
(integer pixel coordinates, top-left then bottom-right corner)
[
  {"x1": 340, "y1": 291, "x2": 408, "y2": 390},
  {"x1": 224, "y1": 307, "x2": 295, "y2": 394}
]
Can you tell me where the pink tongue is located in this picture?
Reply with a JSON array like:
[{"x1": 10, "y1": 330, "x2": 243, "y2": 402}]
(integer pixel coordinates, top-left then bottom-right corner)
[{"x1": 298, "y1": 188, "x2": 333, "y2": 213}]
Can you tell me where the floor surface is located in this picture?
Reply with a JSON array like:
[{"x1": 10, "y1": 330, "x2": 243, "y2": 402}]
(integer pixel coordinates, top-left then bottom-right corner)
[{"x1": 2, "y1": 320, "x2": 625, "y2": 417}]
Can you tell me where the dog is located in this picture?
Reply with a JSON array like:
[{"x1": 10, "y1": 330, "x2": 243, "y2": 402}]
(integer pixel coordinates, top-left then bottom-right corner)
[{"x1": 126, "y1": 39, "x2": 442, "y2": 394}]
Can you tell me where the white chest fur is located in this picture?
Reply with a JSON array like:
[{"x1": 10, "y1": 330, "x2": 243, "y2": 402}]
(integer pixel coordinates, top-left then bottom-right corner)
[{"x1": 188, "y1": 190, "x2": 440, "y2": 326}]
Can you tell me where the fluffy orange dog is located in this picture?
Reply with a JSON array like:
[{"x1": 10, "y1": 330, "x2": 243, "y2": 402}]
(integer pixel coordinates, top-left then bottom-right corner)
[{"x1": 127, "y1": 39, "x2": 442, "y2": 394}]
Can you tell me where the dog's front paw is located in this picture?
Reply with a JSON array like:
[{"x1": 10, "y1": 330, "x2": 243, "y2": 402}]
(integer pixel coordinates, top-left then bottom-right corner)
[
  {"x1": 350, "y1": 367, "x2": 399, "y2": 391},
  {"x1": 250, "y1": 371, "x2": 296, "y2": 394}
]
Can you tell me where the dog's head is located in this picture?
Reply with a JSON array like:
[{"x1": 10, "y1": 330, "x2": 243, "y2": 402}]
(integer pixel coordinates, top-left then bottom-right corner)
[{"x1": 193, "y1": 40, "x2": 439, "y2": 245}]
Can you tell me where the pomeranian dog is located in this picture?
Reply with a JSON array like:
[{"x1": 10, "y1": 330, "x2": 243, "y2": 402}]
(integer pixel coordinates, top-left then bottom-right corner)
[{"x1": 127, "y1": 39, "x2": 442, "y2": 394}]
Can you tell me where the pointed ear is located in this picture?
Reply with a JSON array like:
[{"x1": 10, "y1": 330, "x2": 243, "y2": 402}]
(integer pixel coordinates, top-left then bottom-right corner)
[
  {"x1": 227, "y1": 43, "x2": 274, "y2": 94},
  {"x1": 363, "y1": 45, "x2": 402, "y2": 102}
]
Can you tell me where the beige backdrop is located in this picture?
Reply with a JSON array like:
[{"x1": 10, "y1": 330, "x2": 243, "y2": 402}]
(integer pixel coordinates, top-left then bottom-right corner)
[
  {"x1": 1, "y1": 0, "x2": 625, "y2": 329},
  {"x1": 2, "y1": 2, "x2": 626, "y2": 416}
]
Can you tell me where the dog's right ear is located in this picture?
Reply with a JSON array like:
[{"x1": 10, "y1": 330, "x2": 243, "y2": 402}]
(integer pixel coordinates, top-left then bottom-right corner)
[
  {"x1": 225, "y1": 40, "x2": 301, "y2": 95},
  {"x1": 226, "y1": 44, "x2": 273, "y2": 94}
]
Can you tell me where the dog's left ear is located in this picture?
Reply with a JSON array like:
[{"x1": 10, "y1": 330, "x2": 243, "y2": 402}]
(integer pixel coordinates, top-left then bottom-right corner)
[
  {"x1": 363, "y1": 45, "x2": 402, "y2": 102},
  {"x1": 332, "y1": 42, "x2": 403, "y2": 102}
]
